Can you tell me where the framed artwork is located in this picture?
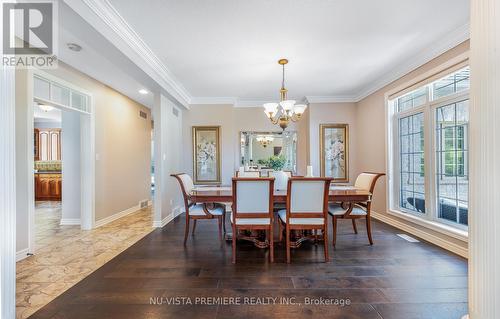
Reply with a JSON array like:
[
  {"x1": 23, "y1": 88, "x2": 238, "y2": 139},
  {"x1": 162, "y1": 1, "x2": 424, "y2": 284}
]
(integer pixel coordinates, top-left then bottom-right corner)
[
  {"x1": 319, "y1": 124, "x2": 349, "y2": 182},
  {"x1": 192, "y1": 126, "x2": 221, "y2": 184}
]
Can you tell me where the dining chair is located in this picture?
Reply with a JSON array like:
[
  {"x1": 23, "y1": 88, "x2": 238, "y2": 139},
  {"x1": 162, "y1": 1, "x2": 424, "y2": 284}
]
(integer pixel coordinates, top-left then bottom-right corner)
[
  {"x1": 171, "y1": 173, "x2": 226, "y2": 246},
  {"x1": 328, "y1": 172, "x2": 385, "y2": 247},
  {"x1": 231, "y1": 177, "x2": 275, "y2": 263},
  {"x1": 269, "y1": 170, "x2": 290, "y2": 191},
  {"x1": 235, "y1": 170, "x2": 261, "y2": 177},
  {"x1": 278, "y1": 177, "x2": 332, "y2": 263}
]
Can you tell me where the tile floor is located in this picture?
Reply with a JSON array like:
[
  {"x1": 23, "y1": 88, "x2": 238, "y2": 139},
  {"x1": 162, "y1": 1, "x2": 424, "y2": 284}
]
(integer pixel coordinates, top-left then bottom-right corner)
[{"x1": 16, "y1": 201, "x2": 154, "y2": 318}]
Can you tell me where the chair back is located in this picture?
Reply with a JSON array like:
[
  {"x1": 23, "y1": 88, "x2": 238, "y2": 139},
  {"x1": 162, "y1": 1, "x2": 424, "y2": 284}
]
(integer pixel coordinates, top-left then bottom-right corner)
[
  {"x1": 286, "y1": 177, "x2": 332, "y2": 221},
  {"x1": 235, "y1": 171, "x2": 261, "y2": 178},
  {"x1": 232, "y1": 177, "x2": 274, "y2": 219},
  {"x1": 269, "y1": 170, "x2": 290, "y2": 191},
  {"x1": 354, "y1": 172, "x2": 385, "y2": 193},
  {"x1": 171, "y1": 173, "x2": 194, "y2": 211},
  {"x1": 283, "y1": 170, "x2": 293, "y2": 178}
]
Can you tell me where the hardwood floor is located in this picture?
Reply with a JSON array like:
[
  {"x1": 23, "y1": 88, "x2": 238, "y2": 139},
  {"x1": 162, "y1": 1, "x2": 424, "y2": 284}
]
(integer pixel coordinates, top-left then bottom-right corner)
[
  {"x1": 29, "y1": 214, "x2": 468, "y2": 319},
  {"x1": 17, "y1": 206, "x2": 154, "y2": 318}
]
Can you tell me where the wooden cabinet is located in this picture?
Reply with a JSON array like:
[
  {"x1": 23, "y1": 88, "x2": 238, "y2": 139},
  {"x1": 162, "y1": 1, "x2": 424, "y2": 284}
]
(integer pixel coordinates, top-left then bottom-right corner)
[
  {"x1": 35, "y1": 173, "x2": 62, "y2": 201},
  {"x1": 35, "y1": 128, "x2": 61, "y2": 161}
]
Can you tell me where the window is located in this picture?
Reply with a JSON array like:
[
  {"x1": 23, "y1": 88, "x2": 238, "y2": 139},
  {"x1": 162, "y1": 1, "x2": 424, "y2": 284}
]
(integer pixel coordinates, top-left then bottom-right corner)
[
  {"x1": 33, "y1": 75, "x2": 90, "y2": 113},
  {"x1": 399, "y1": 113, "x2": 425, "y2": 213},
  {"x1": 436, "y1": 100, "x2": 469, "y2": 226},
  {"x1": 390, "y1": 65, "x2": 469, "y2": 229}
]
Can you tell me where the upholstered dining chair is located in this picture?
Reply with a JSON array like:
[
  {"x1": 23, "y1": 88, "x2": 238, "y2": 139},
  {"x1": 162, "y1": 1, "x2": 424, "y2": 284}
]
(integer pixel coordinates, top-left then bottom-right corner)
[
  {"x1": 171, "y1": 173, "x2": 226, "y2": 246},
  {"x1": 235, "y1": 171, "x2": 261, "y2": 177},
  {"x1": 231, "y1": 177, "x2": 275, "y2": 263},
  {"x1": 278, "y1": 177, "x2": 332, "y2": 263},
  {"x1": 328, "y1": 172, "x2": 385, "y2": 247}
]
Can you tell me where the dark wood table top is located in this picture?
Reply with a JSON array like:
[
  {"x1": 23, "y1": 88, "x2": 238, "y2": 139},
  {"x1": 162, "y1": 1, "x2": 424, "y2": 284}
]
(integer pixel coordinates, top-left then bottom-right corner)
[{"x1": 190, "y1": 186, "x2": 372, "y2": 203}]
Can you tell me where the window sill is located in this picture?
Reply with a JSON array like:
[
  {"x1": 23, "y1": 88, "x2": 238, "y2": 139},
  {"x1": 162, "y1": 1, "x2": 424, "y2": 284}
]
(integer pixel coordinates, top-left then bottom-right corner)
[{"x1": 387, "y1": 209, "x2": 468, "y2": 242}]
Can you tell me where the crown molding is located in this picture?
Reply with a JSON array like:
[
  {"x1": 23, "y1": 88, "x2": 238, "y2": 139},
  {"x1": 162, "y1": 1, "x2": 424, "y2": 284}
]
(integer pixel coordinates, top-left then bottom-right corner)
[
  {"x1": 189, "y1": 97, "x2": 237, "y2": 105},
  {"x1": 234, "y1": 99, "x2": 270, "y2": 108},
  {"x1": 66, "y1": 0, "x2": 191, "y2": 107},
  {"x1": 305, "y1": 96, "x2": 358, "y2": 104},
  {"x1": 354, "y1": 23, "x2": 470, "y2": 102},
  {"x1": 62, "y1": 1, "x2": 470, "y2": 109}
]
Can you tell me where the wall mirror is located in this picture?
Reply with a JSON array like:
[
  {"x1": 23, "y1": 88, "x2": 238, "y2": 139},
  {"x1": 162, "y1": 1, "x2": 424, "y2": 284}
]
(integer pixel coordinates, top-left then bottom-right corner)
[{"x1": 240, "y1": 131, "x2": 297, "y2": 172}]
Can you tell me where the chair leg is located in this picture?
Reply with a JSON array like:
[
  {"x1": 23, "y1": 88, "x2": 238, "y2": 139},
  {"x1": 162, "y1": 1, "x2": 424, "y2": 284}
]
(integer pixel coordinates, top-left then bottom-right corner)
[
  {"x1": 269, "y1": 226, "x2": 274, "y2": 263},
  {"x1": 332, "y1": 216, "x2": 337, "y2": 247},
  {"x1": 217, "y1": 216, "x2": 223, "y2": 244},
  {"x1": 366, "y1": 215, "x2": 374, "y2": 245},
  {"x1": 192, "y1": 219, "x2": 197, "y2": 235},
  {"x1": 323, "y1": 227, "x2": 329, "y2": 262},
  {"x1": 231, "y1": 223, "x2": 237, "y2": 263},
  {"x1": 286, "y1": 226, "x2": 291, "y2": 263},
  {"x1": 278, "y1": 221, "x2": 283, "y2": 242},
  {"x1": 222, "y1": 210, "x2": 227, "y2": 234},
  {"x1": 184, "y1": 216, "x2": 190, "y2": 246},
  {"x1": 352, "y1": 219, "x2": 358, "y2": 234}
]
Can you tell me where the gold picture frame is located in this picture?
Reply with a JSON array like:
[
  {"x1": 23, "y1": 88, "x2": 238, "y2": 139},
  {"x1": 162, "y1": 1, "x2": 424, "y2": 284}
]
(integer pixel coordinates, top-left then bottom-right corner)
[
  {"x1": 319, "y1": 124, "x2": 349, "y2": 182},
  {"x1": 192, "y1": 126, "x2": 221, "y2": 184}
]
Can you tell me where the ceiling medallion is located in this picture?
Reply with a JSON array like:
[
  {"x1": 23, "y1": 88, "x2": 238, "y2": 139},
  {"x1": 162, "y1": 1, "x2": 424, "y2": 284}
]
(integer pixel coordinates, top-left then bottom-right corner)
[{"x1": 263, "y1": 58, "x2": 307, "y2": 130}]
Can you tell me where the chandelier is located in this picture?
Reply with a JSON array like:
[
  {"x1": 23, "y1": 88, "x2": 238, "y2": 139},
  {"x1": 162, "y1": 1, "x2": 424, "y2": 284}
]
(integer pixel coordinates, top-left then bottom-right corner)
[
  {"x1": 263, "y1": 59, "x2": 307, "y2": 130},
  {"x1": 256, "y1": 136, "x2": 274, "y2": 148}
]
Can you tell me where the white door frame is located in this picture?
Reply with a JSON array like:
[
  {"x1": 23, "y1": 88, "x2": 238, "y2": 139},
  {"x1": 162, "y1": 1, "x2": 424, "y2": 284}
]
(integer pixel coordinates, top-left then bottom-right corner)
[
  {"x1": 28, "y1": 70, "x2": 95, "y2": 255},
  {"x1": 0, "y1": 66, "x2": 17, "y2": 317}
]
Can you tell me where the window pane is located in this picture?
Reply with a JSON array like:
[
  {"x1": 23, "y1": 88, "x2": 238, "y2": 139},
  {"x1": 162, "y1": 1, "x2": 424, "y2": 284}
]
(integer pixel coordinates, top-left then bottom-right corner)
[
  {"x1": 51, "y1": 83, "x2": 70, "y2": 106},
  {"x1": 435, "y1": 100, "x2": 469, "y2": 226},
  {"x1": 433, "y1": 67, "x2": 470, "y2": 100},
  {"x1": 399, "y1": 112, "x2": 425, "y2": 213},
  {"x1": 71, "y1": 92, "x2": 88, "y2": 112},
  {"x1": 396, "y1": 87, "x2": 427, "y2": 112},
  {"x1": 34, "y1": 77, "x2": 50, "y2": 100}
]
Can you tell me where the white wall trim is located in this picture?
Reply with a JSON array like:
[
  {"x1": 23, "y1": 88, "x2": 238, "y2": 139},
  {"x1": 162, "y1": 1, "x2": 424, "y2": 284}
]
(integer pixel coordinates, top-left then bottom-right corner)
[
  {"x1": 64, "y1": 2, "x2": 470, "y2": 108},
  {"x1": 65, "y1": 0, "x2": 190, "y2": 108},
  {"x1": 0, "y1": 65, "x2": 17, "y2": 318},
  {"x1": 16, "y1": 249, "x2": 30, "y2": 262},
  {"x1": 189, "y1": 97, "x2": 237, "y2": 105},
  {"x1": 60, "y1": 219, "x2": 81, "y2": 226},
  {"x1": 356, "y1": 23, "x2": 470, "y2": 102},
  {"x1": 94, "y1": 202, "x2": 150, "y2": 228},
  {"x1": 372, "y1": 211, "x2": 468, "y2": 258},
  {"x1": 305, "y1": 96, "x2": 358, "y2": 104},
  {"x1": 153, "y1": 206, "x2": 181, "y2": 228}
]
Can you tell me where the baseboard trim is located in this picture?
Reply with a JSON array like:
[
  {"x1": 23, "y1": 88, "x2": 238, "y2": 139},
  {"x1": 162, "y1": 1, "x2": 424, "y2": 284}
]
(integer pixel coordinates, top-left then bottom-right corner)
[
  {"x1": 16, "y1": 248, "x2": 29, "y2": 262},
  {"x1": 371, "y1": 211, "x2": 468, "y2": 258},
  {"x1": 95, "y1": 201, "x2": 150, "y2": 228},
  {"x1": 60, "y1": 218, "x2": 81, "y2": 226},
  {"x1": 153, "y1": 206, "x2": 181, "y2": 228}
]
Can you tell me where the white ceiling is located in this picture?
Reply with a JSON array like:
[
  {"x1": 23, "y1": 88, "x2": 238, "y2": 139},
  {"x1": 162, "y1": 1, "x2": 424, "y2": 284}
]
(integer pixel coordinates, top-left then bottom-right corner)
[
  {"x1": 104, "y1": 0, "x2": 469, "y2": 103},
  {"x1": 34, "y1": 104, "x2": 62, "y2": 123},
  {"x1": 57, "y1": 2, "x2": 161, "y2": 108}
]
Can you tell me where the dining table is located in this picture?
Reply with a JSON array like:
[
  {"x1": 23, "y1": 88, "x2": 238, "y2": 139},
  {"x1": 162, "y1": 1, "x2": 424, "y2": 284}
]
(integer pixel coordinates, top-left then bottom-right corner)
[
  {"x1": 189, "y1": 185, "x2": 372, "y2": 248},
  {"x1": 190, "y1": 185, "x2": 372, "y2": 203}
]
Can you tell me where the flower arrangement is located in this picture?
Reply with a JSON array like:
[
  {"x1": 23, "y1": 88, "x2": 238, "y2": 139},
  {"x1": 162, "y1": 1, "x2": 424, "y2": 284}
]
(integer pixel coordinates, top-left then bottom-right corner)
[{"x1": 266, "y1": 155, "x2": 287, "y2": 171}]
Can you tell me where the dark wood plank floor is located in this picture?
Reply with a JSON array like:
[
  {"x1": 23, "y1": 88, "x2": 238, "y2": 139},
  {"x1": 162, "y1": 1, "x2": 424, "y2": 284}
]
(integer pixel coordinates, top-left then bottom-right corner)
[{"x1": 29, "y1": 214, "x2": 468, "y2": 319}]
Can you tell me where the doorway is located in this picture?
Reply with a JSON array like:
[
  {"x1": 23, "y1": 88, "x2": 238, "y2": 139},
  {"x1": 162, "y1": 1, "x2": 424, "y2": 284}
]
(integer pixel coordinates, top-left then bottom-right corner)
[{"x1": 28, "y1": 70, "x2": 95, "y2": 255}]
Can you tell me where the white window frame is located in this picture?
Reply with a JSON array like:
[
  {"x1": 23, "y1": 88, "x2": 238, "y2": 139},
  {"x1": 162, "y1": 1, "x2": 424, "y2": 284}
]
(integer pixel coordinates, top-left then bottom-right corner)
[{"x1": 385, "y1": 53, "x2": 470, "y2": 239}]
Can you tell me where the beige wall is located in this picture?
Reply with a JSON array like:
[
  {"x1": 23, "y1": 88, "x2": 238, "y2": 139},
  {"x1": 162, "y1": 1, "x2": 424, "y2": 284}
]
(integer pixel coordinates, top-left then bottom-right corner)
[
  {"x1": 183, "y1": 105, "x2": 307, "y2": 183},
  {"x1": 45, "y1": 62, "x2": 152, "y2": 222},
  {"x1": 183, "y1": 103, "x2": 357, "y2": 183},
  {"x1": 355, "y1": 40, "x2": 470, "y2": 253},
  {"x1": 308, "y1": 102, "x2": 358, "y2": 182}
]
